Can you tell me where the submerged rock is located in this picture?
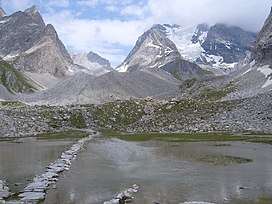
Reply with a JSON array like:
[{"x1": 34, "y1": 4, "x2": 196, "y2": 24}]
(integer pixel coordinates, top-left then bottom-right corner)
[
  {"x1": 0, "y1": 180, "x2": 11, "y2": 200},
  {"x1": 104, "y1": 184, "x2": 139, "y2": 204}
]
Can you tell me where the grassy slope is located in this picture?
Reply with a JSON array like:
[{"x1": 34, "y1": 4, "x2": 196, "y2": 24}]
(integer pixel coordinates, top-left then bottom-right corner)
[
  {"x1": 100, "y1": 129, "x2": 272, "y2": 144},
  {"x1": 0, "y1": 60, "x2": 36, "y2": 93}
]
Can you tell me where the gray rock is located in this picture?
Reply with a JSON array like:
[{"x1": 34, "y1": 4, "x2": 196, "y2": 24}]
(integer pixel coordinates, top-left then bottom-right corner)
[
  {"x1": 116, "y1": 25, "x2": 211, "y2": 80},
  {"x1": 251, "y1": 7, "x2": 272, "y2": 66}
]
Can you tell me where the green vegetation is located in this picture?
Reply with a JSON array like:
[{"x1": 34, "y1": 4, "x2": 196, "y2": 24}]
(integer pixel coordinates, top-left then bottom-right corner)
[
  {"x1": 101, "y1": 131, "x2": 242, "y2": 142},
  {"x1": 100, "y1": 130, "x2": 272, "y2": 145},
  {"x1": 96, "y1": 100, "x2": 145, "y2": 127},
  {"x1": 37, "y1": 130, "x2": 88, "y2": 140},
  {"x1": 169, "y1": 69, "x2": 183, "y2": 81},
  {"x1": 197, "y1": 154, "x2": 253, "y2": 166},
  {"x1": 98, "y1": 128, "x2": 121, "y2": 137},
  {"x1": 244, "y1": 131, "x2": 272, "y2": 135},
  {"x1": 197, "y1": 68, "x2": 213, "y2": 76},
  {"x1": 0, "y1": 100, "x2": 26, "y2": 107},
  {"x1": 69, "y1": 112, "x2": 87, "y2": 128},
  {"x1": 212, "y1": 143, "x2": 232, "y2": 147},
  {"x1": 0, "y1": 60, "x2": 36, "y2": 93},
  {"x1": 234, "y1": 197, "x2": 272, "y2": 204},
  {"x1": 179, "y1": 78, "x2": 197, "y2": 91},
  {"x1": 200, "y1": 83, "x2": 236, "y2": 101}
]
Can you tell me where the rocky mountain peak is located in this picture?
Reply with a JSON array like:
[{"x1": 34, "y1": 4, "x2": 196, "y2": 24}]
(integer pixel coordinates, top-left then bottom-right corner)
[
  {"x1": 70, "y1": 51, "x2": 112, "y2": 76},
  {"x1": 43, "y1": 24, "x2": 58, "y2": 39},
  {"x1": 87, "y1": 51, "x2": 111, "y2": 68},
  {"x1": 250, "y1": 7, "x2": 272, "y2": 66},
  {"x1": 116, "y1": 24, "x2": 181, "y2": 72},
  {"x1": 24, "y1": 5, "x2": 45, "y2": 26},
  {"x1": 0, "y1": 7, "x2": 6, "y2": 17},
  {"x1": 116, "y1": 24, "x2": 211, "y2": 80}
]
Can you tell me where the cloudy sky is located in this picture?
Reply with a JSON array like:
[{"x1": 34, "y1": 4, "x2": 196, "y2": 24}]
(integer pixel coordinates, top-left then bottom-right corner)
[{"x1": 1, "y1": 0, "x2": 271, "y2": 67}]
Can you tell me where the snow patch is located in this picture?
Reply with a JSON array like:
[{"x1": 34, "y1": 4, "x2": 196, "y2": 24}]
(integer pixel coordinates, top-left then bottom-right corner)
[
  {"x1": 165, "y1": 25, "x2": 206, "y2": 62},
  {"x1": 257, "y1": 65, "x2": 272, "y2": 77},
  {"x1": 241, "y1": 66, "x2": 253, "y2": 76},
  {"x1": 163, "y1": 24, "x2": 240, "y2": 72},
  {"x1": 257, "y1": 65, "x2": 272, "y2": 88},
  {"x1": 262, "y1": 79, "x2": 272, "y2": 88},
  {"x1": 25, "y1": 42, "x2": 48, "y2": 54},
  {"x1": 147, "y1": 41, "x2": 162, "y2": 49},
  {"x1": 3, "y1": 54, "x2": 19, "y2": 60},
  {"x1": 117, "y1": 63, "x2": 129, "y2": 72}
]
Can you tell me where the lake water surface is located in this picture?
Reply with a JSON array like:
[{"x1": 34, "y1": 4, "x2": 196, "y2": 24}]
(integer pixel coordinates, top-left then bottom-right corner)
[{"x1": 1, "y1": 136, "x2": 272, "y2": 203}]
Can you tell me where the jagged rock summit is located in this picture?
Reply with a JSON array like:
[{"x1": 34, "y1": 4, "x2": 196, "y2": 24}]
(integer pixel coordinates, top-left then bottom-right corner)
[
  {"x1": 251, "y1": 7, "x2": 272, "y2": 67},
  {"x1": 117, "y1": 25, "x2": 211, "y2": 80},
  {"x1": 0, "y1": 5, "x2": 75, "y2": 90},
  {"x1": 71, "y1": 51, "x2": 113, "y2": 76}
]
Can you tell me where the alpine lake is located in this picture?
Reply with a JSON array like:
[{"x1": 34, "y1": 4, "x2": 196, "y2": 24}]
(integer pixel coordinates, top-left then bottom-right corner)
[{"x1": 1, "y1": 131, "x2": 272, "y2": 204}]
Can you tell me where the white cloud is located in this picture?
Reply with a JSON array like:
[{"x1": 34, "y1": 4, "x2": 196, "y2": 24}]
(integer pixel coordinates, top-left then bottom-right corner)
[
  {"x1": 46, "y1": 0, "x2": 70, "y2": 9},
  {"x1": 121, "y1": 4, "x2": 148, "y2": 18},
  {"x1": 77, "y1": 0, "x2": 99, "y2": 7},
  {"x1": 43, "y1": 10, "x2": 151, "y2": 67},
  {"x1": 1, "y1": 0, "x2": 34, "y2": 12},
  {"x1": 146, "y1": 0, "x2": 271, "y2": 32}
]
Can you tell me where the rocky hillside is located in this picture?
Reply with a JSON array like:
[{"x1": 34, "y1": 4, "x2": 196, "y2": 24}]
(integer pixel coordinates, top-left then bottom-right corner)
[
  {"x1": 0, "y1": 60, "x2": 38, "y2": 94},
  {"x1": 251, "y1": 7, "x2": 272, "y2": 66},
  {"x1": 1, "y1": 91, "x2": 271, "y2": 137},
  {"x1": 0, "y1": 6, "x2": 75, "y2": 89},
  {"x1": 71, "y1": 51, "x2": 113, "y2": 76},
  {"x1": 116, "y1": 25, "x2": 212, "y2": 80},
  {"x1": 22, "y1": 69, "x2": 181, "y2": 105}
]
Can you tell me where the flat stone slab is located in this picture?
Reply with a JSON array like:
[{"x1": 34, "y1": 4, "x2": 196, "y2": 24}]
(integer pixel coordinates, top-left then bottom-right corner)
[
  {"x1": 17, "y1": 134, "x2": 94, "y2": 203},
  {"x1": 19, "y1": 192, "x2": 45, "y2": 201}
]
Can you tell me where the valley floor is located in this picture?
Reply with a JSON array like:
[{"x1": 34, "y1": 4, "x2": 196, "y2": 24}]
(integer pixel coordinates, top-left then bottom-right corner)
[{"x1": 0, "y1": 91, "x2": 271, "y2": 138}]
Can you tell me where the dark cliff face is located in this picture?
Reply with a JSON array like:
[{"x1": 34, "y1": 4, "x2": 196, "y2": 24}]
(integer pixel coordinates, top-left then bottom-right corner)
[
  {"x1": 201, "y1": 24, "x2": 256, "y2": 63},
  {"x1": 0, "y1": 5, "x2": 74, "y2": 78},
  {"x1": 251, "y1": 7, "x2": 272, "y2": 66},
  {"x1": 0, "y1": 11, "x2": 45, "y2": 56}
]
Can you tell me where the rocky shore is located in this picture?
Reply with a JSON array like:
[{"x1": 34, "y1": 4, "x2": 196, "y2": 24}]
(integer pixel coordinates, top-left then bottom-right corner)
[{"x1": 0, "y1": 180, "x2": 11, "y2": 202}]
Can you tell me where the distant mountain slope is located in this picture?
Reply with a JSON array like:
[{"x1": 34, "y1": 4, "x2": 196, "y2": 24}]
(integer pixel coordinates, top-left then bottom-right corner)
[
  {"x1": 116, "y1": 25, "x2": 211, "y2": 80},
  {"x1": 23, "y1": 69, "x2": 181, "y2": 105},
  {"x1": 0, "y1": 60, "x2": 38, "y2": 94},
  {"x1": 157, "y1": 23, "x2": 256, "y2": 75},
  {"x1": 0, "y1": 6, "x2": 75, "y2": 90},
  {"x1": 71, "y1": 51, "x2": 113, "y2": 76},
  {"x1": 180, "y1": 9, "x2": 272, "y2": 101}
]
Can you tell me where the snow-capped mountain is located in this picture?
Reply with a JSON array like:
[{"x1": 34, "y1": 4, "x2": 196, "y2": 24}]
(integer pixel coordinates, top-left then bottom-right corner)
[
  {"x1": 70, "y1": 51, "x2": 113, "y2": 76},
  {"x1": 116, "y1": 25, "x2": 211, "y2": 80},
  {"x1": 156, "y1": 23, "x2": 256, "y2": 75}
]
